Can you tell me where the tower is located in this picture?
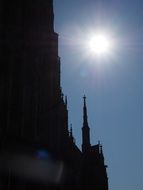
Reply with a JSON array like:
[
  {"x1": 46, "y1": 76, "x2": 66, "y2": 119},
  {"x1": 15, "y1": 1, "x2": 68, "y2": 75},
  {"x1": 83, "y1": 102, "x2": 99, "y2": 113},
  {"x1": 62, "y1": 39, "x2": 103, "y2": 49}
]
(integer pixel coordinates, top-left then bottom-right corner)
[
  {"x1": 0, "y1": 1, "x2": 109, "y2": 190},
  {"x1": 0, "y1": 0, "x2": 66, "y2": 153}
]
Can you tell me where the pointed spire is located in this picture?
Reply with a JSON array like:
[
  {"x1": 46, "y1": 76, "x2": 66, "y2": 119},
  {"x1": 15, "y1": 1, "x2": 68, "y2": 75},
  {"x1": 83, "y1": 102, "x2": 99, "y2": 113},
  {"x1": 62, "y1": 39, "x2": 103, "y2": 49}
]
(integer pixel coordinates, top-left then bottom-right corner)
[
  {"x1": 82, "y1": 95, "x2": 90, "y2": 153},
  {"x1": 83, "y1": 95, "x2": 88, "y2": 127}
]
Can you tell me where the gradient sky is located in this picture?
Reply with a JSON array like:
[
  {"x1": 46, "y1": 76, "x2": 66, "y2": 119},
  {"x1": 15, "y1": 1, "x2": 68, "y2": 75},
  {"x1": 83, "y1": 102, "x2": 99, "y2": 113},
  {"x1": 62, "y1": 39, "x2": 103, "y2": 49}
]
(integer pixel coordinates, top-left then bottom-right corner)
[{"x1": 54, "y1": 1, "x2": 143, "y2": 190}]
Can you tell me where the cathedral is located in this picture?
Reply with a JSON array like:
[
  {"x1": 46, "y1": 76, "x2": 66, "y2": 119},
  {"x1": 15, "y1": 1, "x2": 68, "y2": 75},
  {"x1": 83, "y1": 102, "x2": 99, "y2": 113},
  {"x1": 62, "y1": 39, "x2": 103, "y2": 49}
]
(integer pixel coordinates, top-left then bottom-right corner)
[{"x1": 0, "y1": 0, "x2": 108, "y2": 189}]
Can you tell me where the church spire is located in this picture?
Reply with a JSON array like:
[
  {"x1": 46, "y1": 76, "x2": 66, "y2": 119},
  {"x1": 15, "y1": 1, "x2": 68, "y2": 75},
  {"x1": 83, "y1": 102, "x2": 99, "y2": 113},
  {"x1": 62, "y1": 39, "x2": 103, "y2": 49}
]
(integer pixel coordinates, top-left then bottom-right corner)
[
  {"x1": 83, "y1": 95, "x2": 88, "y2": 127},
  {"x1": 82, "y1": 95, "x2": 91, "y2": 153}
]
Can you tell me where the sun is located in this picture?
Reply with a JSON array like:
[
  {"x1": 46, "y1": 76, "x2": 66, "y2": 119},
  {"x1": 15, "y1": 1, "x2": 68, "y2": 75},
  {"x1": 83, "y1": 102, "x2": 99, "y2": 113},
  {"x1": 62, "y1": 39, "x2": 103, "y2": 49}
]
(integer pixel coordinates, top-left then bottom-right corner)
[{"x1": 88, "y1": 34, "x2": 111, "y2": 55}]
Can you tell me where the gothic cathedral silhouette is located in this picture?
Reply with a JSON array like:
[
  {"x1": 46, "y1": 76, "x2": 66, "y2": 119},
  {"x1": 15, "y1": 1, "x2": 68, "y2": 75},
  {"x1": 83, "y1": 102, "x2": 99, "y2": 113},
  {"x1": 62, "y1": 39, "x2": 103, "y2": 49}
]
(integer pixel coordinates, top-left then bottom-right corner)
[{"x1": 0, "y1": 0, "x2": 108, "y2": 189}]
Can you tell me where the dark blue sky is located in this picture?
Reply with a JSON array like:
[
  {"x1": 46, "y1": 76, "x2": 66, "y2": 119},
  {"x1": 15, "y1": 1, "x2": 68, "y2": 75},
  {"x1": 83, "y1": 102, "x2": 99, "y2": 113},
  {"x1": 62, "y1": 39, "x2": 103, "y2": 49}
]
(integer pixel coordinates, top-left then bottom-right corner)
[{"x1": 54, "y1": 1, "x2": 143, "y2": 190}]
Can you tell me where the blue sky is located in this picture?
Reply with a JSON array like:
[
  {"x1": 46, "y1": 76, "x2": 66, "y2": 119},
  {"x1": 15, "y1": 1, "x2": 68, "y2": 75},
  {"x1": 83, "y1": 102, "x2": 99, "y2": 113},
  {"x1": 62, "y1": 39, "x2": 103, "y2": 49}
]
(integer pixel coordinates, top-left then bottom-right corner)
[{"x1": 54, "y1": 1, "x2": 143, "y2": 190}]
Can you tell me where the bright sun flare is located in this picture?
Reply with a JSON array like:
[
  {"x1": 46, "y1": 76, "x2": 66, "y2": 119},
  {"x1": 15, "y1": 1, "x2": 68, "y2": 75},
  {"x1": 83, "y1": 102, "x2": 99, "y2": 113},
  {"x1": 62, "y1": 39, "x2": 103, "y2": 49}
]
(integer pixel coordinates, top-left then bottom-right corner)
[{"x1": 88, "y1": 34, "x2": 111, "y2": 55}]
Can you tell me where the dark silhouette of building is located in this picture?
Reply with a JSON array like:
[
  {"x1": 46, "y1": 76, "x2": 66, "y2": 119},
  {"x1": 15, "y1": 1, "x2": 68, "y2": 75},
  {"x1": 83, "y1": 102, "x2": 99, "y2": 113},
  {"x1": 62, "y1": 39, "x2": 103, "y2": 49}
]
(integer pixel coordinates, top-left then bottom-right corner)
[{"x1": 0, "y1": 0, "x2": 108, "y2": 189}]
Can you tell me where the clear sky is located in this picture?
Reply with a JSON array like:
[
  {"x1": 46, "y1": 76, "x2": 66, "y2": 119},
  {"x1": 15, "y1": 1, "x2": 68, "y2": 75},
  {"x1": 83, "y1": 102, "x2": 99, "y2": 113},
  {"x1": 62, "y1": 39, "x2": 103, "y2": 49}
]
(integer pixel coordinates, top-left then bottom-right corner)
[{"x1": 54, "y1": 1, "x2": 143, "y2": 190}]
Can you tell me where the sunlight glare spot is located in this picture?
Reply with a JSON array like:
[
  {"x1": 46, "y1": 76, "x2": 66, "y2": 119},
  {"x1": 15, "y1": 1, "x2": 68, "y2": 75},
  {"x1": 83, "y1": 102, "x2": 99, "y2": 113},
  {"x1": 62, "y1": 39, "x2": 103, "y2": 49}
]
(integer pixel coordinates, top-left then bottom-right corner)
[{"x1": 88, "y1": 34, "x2": 111, "y2": 55}]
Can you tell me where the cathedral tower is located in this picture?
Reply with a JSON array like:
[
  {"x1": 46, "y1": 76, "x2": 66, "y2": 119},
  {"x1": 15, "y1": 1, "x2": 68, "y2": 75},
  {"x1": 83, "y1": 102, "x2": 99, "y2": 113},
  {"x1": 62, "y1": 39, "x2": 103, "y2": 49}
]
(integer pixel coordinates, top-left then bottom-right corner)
[
  {"x1": 0, "y1": 1, "x2": 108, "y2": 190},
  {"x1": 0, "y1": 0, "x2": 68, "y2": 156}
]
